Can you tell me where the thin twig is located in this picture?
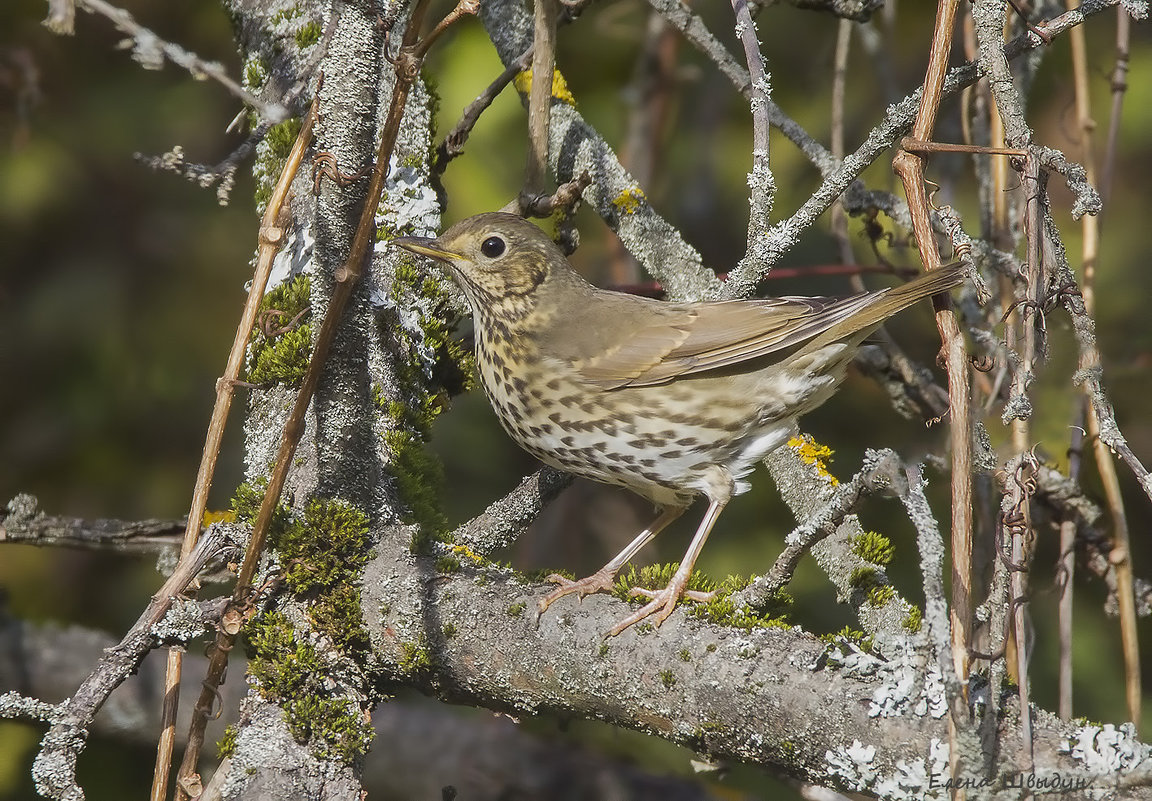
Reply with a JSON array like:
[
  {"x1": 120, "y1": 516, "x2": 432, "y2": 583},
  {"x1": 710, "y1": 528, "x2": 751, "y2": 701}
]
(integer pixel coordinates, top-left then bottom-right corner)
[
  {"x1": 15, "y1": 526, "x2": 232, "y2": 801},
  {"x1": 1099, "y1": 6, "x2": 1131, "y2": 204},
  {"x1": 434, "y1": 46, "x2": 532, "y2": 178},
  {"x1": 1, "y1": 493, "x2": 185, "y2": 552},
  {"x1": 51, "y1": 0, "x2": 287, "y2": 123},
  {"x1": 729, "y1": 0, "x2": 774, "y2": 250},
  {"x1": 890, "y1": 0, "x2": 973, "y2": 708},
  {"x1": 523, "y1": 0, "x2": 558, "y2": 202},
  {"x1": 1066, "y1": 0, "x2": 1141, "y2": 731},
  {"x1": 149, "y1": 87, "x2": 323, "y2": 801},
  {"x1": 1058, "y1": 416, "x2": 1084, "y2": 719},
  {"x1": 721, "y1": 0, "x2": 1120, "y2": 298},
  {"x1": 1061, "y1": 0, "x2": 1092, "y2": 727},
  {"x1": 174, "y1": 0, "x2": 479, "y2": 793},
  {"x1": 452, "y1": 468, "x2": 572, "y2": 556},
  {"x1": 735, "y1": 449, "x2": 903, "y2": 608}
]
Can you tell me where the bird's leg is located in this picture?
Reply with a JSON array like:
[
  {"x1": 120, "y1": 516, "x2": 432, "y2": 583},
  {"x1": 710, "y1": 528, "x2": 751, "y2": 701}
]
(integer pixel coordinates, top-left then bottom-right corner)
[
  {"x1": 538, "y1": 505, "x2": 687, "y2": 616},
  {"x1": 608, "y1": 484, "x2": 732, "y2": 637}
]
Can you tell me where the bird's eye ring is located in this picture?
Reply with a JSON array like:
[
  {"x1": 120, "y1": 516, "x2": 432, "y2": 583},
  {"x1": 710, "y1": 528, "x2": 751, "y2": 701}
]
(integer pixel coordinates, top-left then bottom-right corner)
[{"x1": 480, "y1": 236, "x2": 506, "y2": 258}]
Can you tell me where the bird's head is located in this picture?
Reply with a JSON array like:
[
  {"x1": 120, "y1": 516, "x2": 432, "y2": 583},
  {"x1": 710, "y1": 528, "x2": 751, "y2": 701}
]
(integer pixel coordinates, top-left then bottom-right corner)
[{"x1": 393, "y1": 213, "x2": 578, "y2": 323}]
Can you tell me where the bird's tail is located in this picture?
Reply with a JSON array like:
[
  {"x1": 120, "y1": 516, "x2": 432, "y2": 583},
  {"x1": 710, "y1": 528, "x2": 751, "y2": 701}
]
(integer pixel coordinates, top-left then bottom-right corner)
[{"x1": 802, "y1": 262, "x2": 966, "y2": 352}]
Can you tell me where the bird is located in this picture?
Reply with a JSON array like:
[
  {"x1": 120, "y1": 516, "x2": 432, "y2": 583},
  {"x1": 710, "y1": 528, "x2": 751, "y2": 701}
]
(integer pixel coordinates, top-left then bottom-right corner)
[{"x1": 393, "y1": 212, "x2": 963, "y2": 636}]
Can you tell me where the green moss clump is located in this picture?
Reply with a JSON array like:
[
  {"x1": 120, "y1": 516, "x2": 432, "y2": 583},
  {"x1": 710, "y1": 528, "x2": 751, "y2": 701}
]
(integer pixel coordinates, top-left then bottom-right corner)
[
  {"x1": 690, "y1": 584, "x2": 793, "y2": 631},
  {"x1": 659, "y1": 670, "x2": 676, "y2": 688},
  {"x1": 284, "y1": 695, "x2": 373, "y2": 762},
  {"x1": 308, "y1": 583, "x2": 371, "y2": 654},
  {"x1": 382, "y1": 257, "x2": 476, "y2": 552},
  {"x1": 852, "y1": 531, "x2": 895, "y2": 565},
  {"x1": 246, "y1": 612, "x2": 323, "y2": 694},
  {"x1": 389, "y1": 257, "x2": 475, "y2": 407},
  {"x1": 245, "y1": 610, "x2": 371, "y2": 760},
  {"x1": 245, "y1": 275, "x2": 312, "y2": 387},
  {"x1": 506, "y1": 601, "x2": 526, "y2": 617},
  {"x1": 435, "y1": 554, "x2": 460, "y2": 574},
  {"x1": 442, "y1": 622, "x2": 457, "y2": 639},
  {"x1": 679, "y1": 649, "x2": 691, "y2": 662},
  {"x1": 903, "y1": 605, "x2": 923, "y2": 633},
  {"x1": 612, "y1": 563, "x2": 715, "y2": 601},
  {"x1": 268, "y1": 497, "x2": 373, "y2": 655},
  {"x1": 266, "y1": 117, "x2": 302, "y2": 161},
  {"x1": 614, "y1": 567, "x2": 792, "y2": 630},
  {"x1": 819, "y1": 625, "x2": 875, "y2": 653},
  {"x1": 867, "y1": 584, "x2": 895, "y2": 606},
  {"x1": 849, "y1": 565, "x2": 895, "y2": 608},
  {"x1": 230, "y1": 477, "x2": 292, "y2": 542},
  {"x1": 294, "y1": 21, "x2": 322, "y2": 48},
  {"x1": 387, "y1": 428, "x2": 450, "y2": 550},
  {"x1": 217, "y1": 724, "x2": 238, "y2": 759},
  {"x1": 272, "y1": 498, "x2": 371, "y2": 592},
  {"x1": 243, "y1": 58, "x2": 268, "y2": 90},
  {"x1": 254, "y1": 116, "x2": 304, "y2": 210},
  {"x1": 849, "y1": 565, "x2": 879, "y2": 588},
  {"x1": 270, "y1": 4, "x2": 303, "y2": 23},
  {"x1": 399, "y1": 640, "x2": 432, "y2": 673}
]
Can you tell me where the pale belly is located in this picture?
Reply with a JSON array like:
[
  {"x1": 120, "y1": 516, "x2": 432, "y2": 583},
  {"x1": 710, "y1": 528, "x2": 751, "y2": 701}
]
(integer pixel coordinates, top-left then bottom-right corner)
[{"x1": 475, "y1": 346, "x2": 851, "y2": 506}]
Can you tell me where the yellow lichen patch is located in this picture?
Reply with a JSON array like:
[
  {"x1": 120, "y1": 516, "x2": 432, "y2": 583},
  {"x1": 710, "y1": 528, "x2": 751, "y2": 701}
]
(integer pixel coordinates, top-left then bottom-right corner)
[
  {"x1": 201, "y1": 509, "x2": 236, "y2": 527},
  {"x1": 613, "y1": 186, "x2": 646, "y2": 215},
  {"x1": 450, "y1": 544, "x2": 485, "y2": 564},
  {"x1": 787, "y1": 434, "x2": 839, "y2": 486},
  {"x1": 513, "y1": 68, "x2": 576, "y2": 105}
]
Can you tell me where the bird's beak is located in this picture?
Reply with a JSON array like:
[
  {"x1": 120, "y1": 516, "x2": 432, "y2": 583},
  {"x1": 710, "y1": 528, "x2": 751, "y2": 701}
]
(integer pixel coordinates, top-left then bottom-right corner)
[{"x1": 391, "y1": 235, "x2": 461, "y2": 263}]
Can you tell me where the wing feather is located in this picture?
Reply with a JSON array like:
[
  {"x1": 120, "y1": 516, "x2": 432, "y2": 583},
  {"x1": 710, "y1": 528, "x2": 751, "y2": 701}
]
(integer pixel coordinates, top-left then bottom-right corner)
[
  {"x1": 569, "y1": 262, "x2": 964, "y2": 389},
  {"x1": 579, "y1": 293, "x2": 877, "y2": 388}
]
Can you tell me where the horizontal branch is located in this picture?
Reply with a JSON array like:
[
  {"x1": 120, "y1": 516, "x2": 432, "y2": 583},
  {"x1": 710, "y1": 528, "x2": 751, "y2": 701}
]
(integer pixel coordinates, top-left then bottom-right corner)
[
  {"x1": 364, "y1": 531, "x2": 1152, "y2": 797},
  {"x1": 2, "y1": 493, "x2": 185, "y2": 554}
]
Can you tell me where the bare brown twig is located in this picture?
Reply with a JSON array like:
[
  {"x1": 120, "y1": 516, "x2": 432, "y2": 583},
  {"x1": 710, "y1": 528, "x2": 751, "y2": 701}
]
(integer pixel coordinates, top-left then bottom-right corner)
[
  {"x1": 890, "y1": 0, "x2": 974, "y2": 718},
  {"x1": 150, "y1": 87, "x2": 324, "y2": 801},
  {"x1": 434, "y1": 46, "x2": 532, "y2": 178},
  {"x1": 173, "y1": 0, "x2": 479, "y2": 794}
]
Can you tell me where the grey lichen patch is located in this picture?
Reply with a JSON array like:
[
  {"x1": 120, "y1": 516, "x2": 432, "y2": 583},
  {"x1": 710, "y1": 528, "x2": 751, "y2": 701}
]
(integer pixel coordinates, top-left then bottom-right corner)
[
  {"x1": 826, "y1": 736, "x2": 950, "y2": 799},
  {"x1": 151, "y1": 597, "x2": 210, "y2": 644}
]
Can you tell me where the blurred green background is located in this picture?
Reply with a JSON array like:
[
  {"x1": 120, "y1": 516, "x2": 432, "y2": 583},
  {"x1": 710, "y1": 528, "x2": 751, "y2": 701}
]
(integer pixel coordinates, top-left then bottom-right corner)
[{"x1": 2, "y1": 0, "x2": 1152, "y2": 798}]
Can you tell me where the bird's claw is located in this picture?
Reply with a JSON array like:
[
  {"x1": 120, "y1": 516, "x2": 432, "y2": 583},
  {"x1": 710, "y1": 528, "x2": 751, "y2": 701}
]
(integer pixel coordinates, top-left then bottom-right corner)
[
  {"x1": 605, "y1": 585, "x2": 716, "y2": 637},
  {"x1": 536, "y1": 569, "x2": 617, "y2": 617}
]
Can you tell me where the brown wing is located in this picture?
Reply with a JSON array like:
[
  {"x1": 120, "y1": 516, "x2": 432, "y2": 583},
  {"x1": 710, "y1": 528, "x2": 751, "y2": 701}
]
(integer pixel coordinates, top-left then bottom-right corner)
[{"x1": 577, "y1": 292, "x2": 878, "y2": 389}]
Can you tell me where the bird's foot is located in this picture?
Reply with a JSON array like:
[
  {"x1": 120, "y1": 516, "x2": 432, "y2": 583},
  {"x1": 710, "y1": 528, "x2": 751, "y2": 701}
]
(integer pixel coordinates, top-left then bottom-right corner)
[
  {"x1": 537, "y1": 568, "x2": 618, "y2": 617},
  {"x1": 606, "y1": 582, "x2": 717, "y2": 637}
]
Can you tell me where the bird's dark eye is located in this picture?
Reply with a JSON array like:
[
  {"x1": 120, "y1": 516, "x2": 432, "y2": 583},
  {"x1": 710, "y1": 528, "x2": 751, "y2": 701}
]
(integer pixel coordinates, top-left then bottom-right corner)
[{"x1": 480, "y1": 236, "x2": 506, "y2": 258}]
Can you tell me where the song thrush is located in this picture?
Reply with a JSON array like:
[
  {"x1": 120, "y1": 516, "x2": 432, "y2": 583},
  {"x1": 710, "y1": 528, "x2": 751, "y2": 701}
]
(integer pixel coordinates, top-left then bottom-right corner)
[{"x1": 394, "y1": 213, "x2": 963, "y2": 635}]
